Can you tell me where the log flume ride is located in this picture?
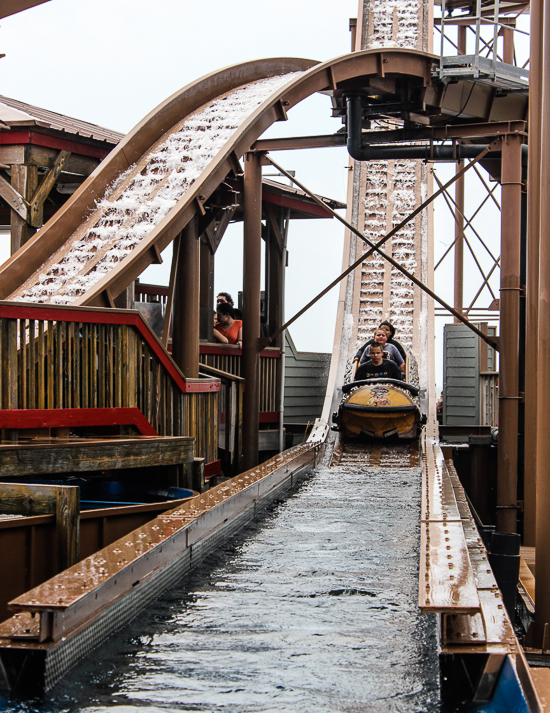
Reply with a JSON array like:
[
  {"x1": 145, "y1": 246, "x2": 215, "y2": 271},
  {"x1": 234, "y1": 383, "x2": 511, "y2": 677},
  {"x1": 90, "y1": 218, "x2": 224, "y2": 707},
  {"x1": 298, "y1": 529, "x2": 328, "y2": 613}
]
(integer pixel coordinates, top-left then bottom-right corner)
[
  {"x1": 0, "y1": 49, "x2": 435, "y2": 307},
  {"x1": 0, "y1": 46, "x2": 542, "y2": 710}
]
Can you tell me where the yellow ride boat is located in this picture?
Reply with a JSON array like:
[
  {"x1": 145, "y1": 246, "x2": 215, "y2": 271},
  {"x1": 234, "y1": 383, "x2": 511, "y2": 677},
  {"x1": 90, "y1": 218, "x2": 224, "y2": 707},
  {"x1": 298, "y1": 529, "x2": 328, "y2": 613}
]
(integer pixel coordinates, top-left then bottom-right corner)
[{"x1": 335, "y1": 378, "x2": 422, "y2": 440}]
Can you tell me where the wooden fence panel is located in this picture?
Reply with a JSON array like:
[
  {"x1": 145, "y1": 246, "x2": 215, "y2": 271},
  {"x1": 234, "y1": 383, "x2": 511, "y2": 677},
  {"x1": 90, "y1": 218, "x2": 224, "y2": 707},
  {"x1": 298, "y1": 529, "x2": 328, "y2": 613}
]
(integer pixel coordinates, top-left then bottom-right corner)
[{"x1": 0, "y1": 305, "x2": 220, "y2": 464}]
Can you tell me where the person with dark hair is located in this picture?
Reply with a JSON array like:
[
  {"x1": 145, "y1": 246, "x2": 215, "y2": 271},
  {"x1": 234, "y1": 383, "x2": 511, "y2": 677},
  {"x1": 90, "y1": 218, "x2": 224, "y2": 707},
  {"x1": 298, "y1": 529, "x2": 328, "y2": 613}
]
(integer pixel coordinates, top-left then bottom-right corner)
[
  {"x1": 216, "y1": 292, "x2": 234, "y2": 307},
  {"x1": 353, "y1": 320, "x2": 407, "y2": 372},
  {"x1": 378, "y1": 320, "x2": 406, "y2": 360},
  {"x1": 354, "y1": 343, "x2": 402, "y2": 381},
  {"x1": 214, "y1": 301, "x2": 242, "y2": 347},
  {"x1": 360, "y1": 329, "x2": 405, "y2": 371}
]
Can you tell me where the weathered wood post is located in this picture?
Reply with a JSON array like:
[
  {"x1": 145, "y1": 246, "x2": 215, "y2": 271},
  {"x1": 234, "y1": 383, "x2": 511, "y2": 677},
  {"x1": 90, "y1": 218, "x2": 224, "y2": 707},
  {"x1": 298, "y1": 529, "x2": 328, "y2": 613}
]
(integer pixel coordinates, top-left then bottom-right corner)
[{"x1": 0, "y1": 483, "x2": 80, "y2": 571}]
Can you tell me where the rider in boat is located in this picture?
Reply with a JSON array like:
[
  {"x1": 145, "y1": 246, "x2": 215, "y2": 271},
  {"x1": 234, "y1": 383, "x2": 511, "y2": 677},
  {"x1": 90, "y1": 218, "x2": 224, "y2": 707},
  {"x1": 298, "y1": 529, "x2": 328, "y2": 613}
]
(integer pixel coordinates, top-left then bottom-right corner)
[{"x1": 354, "y1": 343, "x2": 403, "y2": 382}]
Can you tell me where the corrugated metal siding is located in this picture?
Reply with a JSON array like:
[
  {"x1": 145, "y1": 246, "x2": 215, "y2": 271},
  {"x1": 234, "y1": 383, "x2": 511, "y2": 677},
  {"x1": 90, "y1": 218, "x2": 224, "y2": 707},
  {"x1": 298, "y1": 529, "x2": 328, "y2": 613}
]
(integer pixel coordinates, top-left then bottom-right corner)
[
  {"x1": 443, "y1": 324, "x2": 480, "y2": 424},
  {"x1": 283, "y1": 332, "x2": 330, "y2": 425}
]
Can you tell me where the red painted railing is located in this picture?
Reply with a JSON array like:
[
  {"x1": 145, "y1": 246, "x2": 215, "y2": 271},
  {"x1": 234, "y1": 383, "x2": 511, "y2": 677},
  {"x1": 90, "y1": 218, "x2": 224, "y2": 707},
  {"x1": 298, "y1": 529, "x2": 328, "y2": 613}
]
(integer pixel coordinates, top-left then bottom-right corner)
[
  {"x1": 0, "y1": 301, "x2": 220, "y2": 463},
  {"x1": 0, "y1": 408, "x2": 158, "y2": 436}
]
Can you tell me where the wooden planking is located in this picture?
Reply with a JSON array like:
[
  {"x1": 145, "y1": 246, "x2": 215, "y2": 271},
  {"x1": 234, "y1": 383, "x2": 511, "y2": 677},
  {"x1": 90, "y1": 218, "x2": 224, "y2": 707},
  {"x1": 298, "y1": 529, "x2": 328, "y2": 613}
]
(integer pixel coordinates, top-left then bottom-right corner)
[
  {"x1": 0, "y1": 309, "x2": 220, "y2": 462},
  {"x1": 468, "y1": 546, "x2": 500, "y2": 590},
  {"x1": 0, "y1": 437, "x2": 194, "y2": 477},
  {"x1": 19, "y1": 319, "x2": 27, "y2": 409},
  {"x1": 477, "y1": 588, "x2": 517, "y2": 646},
  {"x1": 200, "y1": 348, "x2": 279, "y2": 415},
  {"x1": 0, "y1": 482, "x2": 64, "y2": 516},
  {"x1": 419, "y1": 520, "x2": 481, "y2": 613},
  {"x1": 441, "y1": 457, "x2": 524, "y2": 658},
  {"x1": 47, "y1": 319, "x2": 54, "y2": 408},
  {"x1": 6, "y1": 318, "x2": 17, "y2": 408},
  {"x1": 38, "y1": 321, "x2": 45, "y2": 409},
  {"x1": 421, "y1": 433, "x2": 461, "y2": 523},
  {"x1": 55, "y1": 321, "x2": 63, "y2": 407}
]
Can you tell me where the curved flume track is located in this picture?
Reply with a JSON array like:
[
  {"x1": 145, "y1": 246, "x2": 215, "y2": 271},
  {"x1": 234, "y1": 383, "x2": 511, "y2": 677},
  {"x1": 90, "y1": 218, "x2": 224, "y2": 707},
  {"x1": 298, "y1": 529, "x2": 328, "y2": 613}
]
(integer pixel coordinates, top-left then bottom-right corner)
[
  {"x1": 0, "y1": 49, "x2": 434, "y2": 308},
  {"x1": 11, "y1": 74, "x2": 302, "y2": 305}
]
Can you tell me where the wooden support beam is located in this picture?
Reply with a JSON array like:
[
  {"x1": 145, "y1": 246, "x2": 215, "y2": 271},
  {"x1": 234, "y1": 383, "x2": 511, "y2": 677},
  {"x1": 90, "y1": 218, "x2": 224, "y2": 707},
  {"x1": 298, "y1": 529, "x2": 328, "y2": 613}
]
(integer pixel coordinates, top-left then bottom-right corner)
[
  {"x1": 56, "y1": 485, "x2": 80, "y2": 571},
  {"x1": 10, "y1": 164, "x2": 37, "y2": 252},
  {"x1": 0, "y1": 145, "x2": 99, "y2": 177},
  {"x1": 211, "y1": 206, "x2": 236, "y2": 252},
  {"x1": 266, "y1": 208, "x2": 284, "y2": 347},
  {"x1": 162, "y1": 232, "x2": 181, "y2": 348},
  {"x1": 201, "y1": 205, "x2": 236, "y2": 254},
  {"x1": 172, "y1": 216, "x2": 200, "y2": 378},
  {"x1": 150, "y1": 241, "x2": 163, "y2": 264},
  {"x1": 202, "y1": 219, "x2": 218, "y2": 254},
  {"x1": 29, "y1": 150, "x2": 70, "y2": 228},
  {"x1": 199, "y1": 238, "x2": 214, "y2": 341},
  {"x1": 264, "y1": 204, "x2": 284, "y2": 254},
  {"x1": 0, "y1": 482, "x2": 80, "y2": 571},
  {"x1": 242, "y1": 152, "x2": 262, "y2": 470},
  {"x1": 0, "y1": 173, "x2": 27, "y2": 220}
]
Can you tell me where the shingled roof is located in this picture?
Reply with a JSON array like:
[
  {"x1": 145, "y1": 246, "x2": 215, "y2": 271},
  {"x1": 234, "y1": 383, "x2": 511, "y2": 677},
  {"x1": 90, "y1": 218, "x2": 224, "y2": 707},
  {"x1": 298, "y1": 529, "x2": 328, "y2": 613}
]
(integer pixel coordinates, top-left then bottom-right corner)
[{"x1": 0, "y1": 95, "x2": 124, "y2": 145}]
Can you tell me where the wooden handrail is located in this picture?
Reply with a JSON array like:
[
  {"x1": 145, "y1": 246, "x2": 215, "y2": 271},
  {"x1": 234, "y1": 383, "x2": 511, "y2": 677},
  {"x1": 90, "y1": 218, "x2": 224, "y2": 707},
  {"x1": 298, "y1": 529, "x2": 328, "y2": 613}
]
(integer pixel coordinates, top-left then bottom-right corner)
[
  {"x1": 200, "y1": 343, "x2": 280, "y2": 358},
  {"x1": 0, "y1": 301, "x2": 221, "y2": 463},
  {"x1": 198, "y1": 362, "x2": 244, "y2": 474},
  {"x1": 199, "y1": 363, "x2": 245, "y2": 383},
  {"x1": 0, "y1": 300, "x2": 220, "y2": 394},
  {"x1": 0, "y1": 408, "x2": 158, "y2": 436}
]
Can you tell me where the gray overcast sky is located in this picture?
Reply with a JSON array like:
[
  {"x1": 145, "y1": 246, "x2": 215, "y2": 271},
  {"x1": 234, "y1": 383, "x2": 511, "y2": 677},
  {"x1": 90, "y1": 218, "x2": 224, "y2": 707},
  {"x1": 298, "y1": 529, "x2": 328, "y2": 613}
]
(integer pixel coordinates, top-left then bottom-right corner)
[{"x1": 1, "y1": 0, "x2": 359, "y2": 353}]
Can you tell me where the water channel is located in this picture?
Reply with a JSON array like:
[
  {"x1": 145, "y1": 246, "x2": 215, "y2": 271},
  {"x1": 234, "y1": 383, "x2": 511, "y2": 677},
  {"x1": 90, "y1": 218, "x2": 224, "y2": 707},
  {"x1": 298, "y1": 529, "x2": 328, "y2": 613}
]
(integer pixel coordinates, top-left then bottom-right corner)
[{"x1": 1, "y1": 462, "x2": 442, "y2": 712}]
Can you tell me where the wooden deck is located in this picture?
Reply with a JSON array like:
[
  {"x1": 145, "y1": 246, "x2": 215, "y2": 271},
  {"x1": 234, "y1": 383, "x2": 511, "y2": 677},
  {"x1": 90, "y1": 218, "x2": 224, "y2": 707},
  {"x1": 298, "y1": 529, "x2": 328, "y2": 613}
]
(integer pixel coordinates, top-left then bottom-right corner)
[{"x1": 0, "y1": 435, "x2": 194, "y2": 482}]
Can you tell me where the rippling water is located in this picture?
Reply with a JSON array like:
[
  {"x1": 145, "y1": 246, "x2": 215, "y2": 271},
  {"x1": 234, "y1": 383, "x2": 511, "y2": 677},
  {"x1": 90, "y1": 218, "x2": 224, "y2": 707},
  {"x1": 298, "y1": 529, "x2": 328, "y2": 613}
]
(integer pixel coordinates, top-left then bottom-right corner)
[{"x1": 1, "y1": 463, "x2": 441, "y2": 713}]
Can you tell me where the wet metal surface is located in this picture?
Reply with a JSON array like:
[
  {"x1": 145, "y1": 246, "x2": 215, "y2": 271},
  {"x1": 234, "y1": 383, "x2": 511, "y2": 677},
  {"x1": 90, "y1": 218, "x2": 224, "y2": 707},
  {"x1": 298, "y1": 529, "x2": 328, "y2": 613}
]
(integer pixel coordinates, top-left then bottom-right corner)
[
  {"x1": 1, "y1": 462, "x2": 441, "y2": 712},
  {"x1": 419, "y1": 429, "x2": 481, "y2": 614}
]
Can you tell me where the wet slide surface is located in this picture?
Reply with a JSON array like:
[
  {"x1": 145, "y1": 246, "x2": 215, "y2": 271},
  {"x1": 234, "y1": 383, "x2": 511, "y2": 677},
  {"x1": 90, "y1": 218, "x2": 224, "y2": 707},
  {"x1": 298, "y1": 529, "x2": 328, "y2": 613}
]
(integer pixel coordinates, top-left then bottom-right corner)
[
  {"x1": 11, "y1": 73, "x2": 299, "y2": 305},
  {"x1": 2, "y1": 463, "x2": 441, "y2": 712}
]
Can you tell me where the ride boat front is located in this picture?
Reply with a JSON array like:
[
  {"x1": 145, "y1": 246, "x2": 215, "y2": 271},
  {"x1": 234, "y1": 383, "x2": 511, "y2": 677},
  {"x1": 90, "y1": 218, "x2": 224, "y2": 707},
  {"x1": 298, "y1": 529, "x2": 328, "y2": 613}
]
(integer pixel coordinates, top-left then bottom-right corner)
[{"x1": 335, "y1": 378, "x2": 421, "y2": 440}]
